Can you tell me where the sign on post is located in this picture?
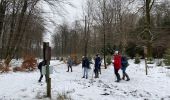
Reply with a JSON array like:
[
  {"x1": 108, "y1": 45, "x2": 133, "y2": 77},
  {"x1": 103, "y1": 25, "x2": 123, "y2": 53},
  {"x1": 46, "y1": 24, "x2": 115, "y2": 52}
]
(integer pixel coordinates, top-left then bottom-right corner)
[{"x1": 42, "y1": 65, "x2": 53, "y2": 75}]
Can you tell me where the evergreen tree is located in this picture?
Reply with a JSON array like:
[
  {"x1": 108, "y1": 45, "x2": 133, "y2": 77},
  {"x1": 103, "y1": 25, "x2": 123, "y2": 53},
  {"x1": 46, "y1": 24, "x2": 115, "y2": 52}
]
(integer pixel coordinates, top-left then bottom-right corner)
[
  {"x1": 134, "y1": 54, "x2": 141, "y2": 64},
  {"x1": 164, "y1": 49, "x2": 170, "y2": 66},
  {"x1": 106, "y1": 56, "x2": 112, "y2": 65}
]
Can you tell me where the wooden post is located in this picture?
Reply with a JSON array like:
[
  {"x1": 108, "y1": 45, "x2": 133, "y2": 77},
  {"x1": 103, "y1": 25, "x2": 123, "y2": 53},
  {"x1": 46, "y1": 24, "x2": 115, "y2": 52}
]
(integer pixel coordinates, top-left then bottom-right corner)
[
  {"x1": 84, "y1": 16, "x2": 87, "y2": 57},
  {"x1": 43, "y1": 42, "x2": 51, "y2": 98},
  {"x1": 103, "y1": 0, "x2": 107, "y2": 69},
  {"x1": 144, "y1": 46, "x2": 148, "y2": 75}
]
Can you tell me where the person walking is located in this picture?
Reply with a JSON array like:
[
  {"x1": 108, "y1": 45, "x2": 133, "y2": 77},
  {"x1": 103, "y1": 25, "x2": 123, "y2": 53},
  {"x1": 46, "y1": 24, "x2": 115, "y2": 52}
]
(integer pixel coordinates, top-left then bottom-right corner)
[
  {"x1": 94, "y1": 54, "x2": 101, "y2": 78},
  {"x1": 82, "y1": 56, "x2": 90, "y2": 79},
  {"x1": 113, "y1": 51, "x2": 121, "y2": 82},
  {"x1": 99, "y1": 56, "x2": 102, "y2": 74},
  {"x1": 38, "y1": 60, "x2": 46, "y2": 82},
  {"x1": 121, "y1": 55, "x2": 130, "y2": 81},
  {"x1": 66, "y1": 56, "x2": 73, "y2": 72}
]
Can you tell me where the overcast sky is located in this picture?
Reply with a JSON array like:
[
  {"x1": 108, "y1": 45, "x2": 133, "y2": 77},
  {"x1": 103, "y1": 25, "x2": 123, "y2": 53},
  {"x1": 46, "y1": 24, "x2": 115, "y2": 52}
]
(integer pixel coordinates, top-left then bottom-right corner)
[
  {"x1": 41, "y1": 0, "x2": 84, "y2": 45},
  {"x1": 41, "y1": 0, "x2": 166, "y2": 45}
]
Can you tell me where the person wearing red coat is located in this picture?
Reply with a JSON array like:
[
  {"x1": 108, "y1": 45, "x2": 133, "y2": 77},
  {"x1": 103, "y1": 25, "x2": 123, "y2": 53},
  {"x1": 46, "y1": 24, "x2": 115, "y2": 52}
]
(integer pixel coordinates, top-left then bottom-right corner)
[{"x1": 113, "y1": 51, "x2": 121, "y2": 82}]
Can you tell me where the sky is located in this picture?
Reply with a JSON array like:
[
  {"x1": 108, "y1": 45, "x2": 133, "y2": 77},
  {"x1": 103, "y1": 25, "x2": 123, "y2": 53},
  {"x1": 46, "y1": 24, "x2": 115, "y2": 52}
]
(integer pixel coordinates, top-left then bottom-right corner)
[
  {"x1": 40, "y1": 0, "x2": 84, "y2": 45},
  {"x1": 41, "y1": 0, "x2": 167, "y2": 46}
]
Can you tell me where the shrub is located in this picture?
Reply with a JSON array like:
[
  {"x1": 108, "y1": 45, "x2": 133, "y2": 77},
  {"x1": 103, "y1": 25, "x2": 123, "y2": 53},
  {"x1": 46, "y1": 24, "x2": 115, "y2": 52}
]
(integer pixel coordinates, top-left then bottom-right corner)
[
  {"x1": 0, "y1": 67, "x2": 11, "y2": 73},
  {"x1": 88, "y1": 56, "x2": 92, "y2": 62},
  {"x1": 147, "y1": 57, "x2": 154, "y2": 64},
  {"x1": 13, "y1": 67, "x2": 24, "y2": 72},
  {"x1": 0, "y1": 62, "x2": 11, "y2": 73},
  {"x1": 0, "y1": 63, "x2": 3, "y2": 71},
  {"x1": 21, "y1": 55, "x2": 37, "y2": 71},
  {"x1": 56, "y1": 92, "x2": 72, "y2": 100},
  {"x1": 134, "y1": 54, "x2": 140, "y2": 64},
  {"x1": 164, "y1": 49, "x2": 170, "y2": 66},
  {"x1": 106, "y1": 56, "x2": 112, "y2": 65}
]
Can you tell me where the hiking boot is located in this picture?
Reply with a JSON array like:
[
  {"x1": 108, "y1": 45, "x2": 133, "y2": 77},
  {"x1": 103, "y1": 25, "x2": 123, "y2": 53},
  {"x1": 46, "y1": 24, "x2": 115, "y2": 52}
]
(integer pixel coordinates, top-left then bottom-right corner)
[
  {"x1": 122, "y1": 75, "x2": 125, "y2": 80},
  {"x1": 125, "y1": 74, "x2": 130, "y2": 81},
  {"x1": 115, "y1": 80, "x2": 120, "y2": 82},
  {"x1": 82, "y1": 76, "x2": 85, "y2": 78}
]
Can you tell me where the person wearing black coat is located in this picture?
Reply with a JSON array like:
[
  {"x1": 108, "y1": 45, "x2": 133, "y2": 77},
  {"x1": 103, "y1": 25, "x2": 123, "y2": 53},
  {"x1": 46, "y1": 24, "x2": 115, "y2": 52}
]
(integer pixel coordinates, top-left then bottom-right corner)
[
  {"x1": 94, "y1": 54, "x2": 101, "y2": 78},
  {"x1": 82, "y1": 56, "x2": 90, "y2": 79},
  {"x1": 121, "y1": 56, "x2": 130, "y2": 81},
  {"x1": 38, "y1": 60, "x2": 46, "y2": 82},
  {"x1": 98, "y1": 57, "x2": 102, "y2": 74}
]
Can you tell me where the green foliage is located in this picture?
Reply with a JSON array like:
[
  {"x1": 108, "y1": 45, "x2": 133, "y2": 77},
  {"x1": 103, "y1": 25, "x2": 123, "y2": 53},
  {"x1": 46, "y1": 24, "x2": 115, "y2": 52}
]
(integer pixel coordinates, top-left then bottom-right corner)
[
  {"x1": 106, "y1": 56, "x2": 112, "y2": 65},
  {"x1": 147, "y1": 57, "x2": 154, "y2": 64},
  {"x1": 134, "y1": 54, "x2": 141, "y2": 64},
  {"x1": 101, "y1": 43, "x2": 116, "y2": 55},
  {"x1": 126, "y1": 42, "x2": 144, "y2": 59},
  {"x1": 164, "y1": 49, "x2": 170, "y2": 66},
  {"x1": 88, "y1": 56, "x2": 92, "y2": 62}
]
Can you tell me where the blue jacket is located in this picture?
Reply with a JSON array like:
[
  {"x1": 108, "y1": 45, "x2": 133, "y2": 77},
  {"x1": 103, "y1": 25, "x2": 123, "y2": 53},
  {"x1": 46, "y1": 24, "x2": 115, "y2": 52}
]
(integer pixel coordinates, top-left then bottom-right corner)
[
  {"x1": 82, "y1": 58, "x2": 86, "y2": 68},
  {"x1": 82, "y1": 57, "x2": 90, "y2": 68},
  {"x1": 84, "y1": 58, "x2": 90, "y2": 68},
  {"x1": 95, "y1": 57, "x2": 101, "y2": 68},
  {"x1": 121, "y1": 56, "x2": 128, "y2": 68}
]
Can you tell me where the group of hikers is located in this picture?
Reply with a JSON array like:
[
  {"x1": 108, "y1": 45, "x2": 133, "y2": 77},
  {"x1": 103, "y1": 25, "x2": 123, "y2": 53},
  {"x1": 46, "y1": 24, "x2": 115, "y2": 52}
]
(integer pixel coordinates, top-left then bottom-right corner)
[
  {"x1": 38, "y1": 51, "x2": 130, "y2": 83},
  {"x1": 82, "y1": 54, "x2": 102, "y2": 79}
]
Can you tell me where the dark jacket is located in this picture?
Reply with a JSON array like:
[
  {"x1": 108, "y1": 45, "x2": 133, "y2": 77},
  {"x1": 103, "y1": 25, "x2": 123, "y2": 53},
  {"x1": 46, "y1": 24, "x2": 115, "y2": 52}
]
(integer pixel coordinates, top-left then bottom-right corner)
[
  {"x1": 83, "y1": 57, "x2": 90, "y2": 68},
  {"x1": 82, "y1": 58, "x2": 86, "y2": 68},
  {"x1": 38, "y1": 61, "x2": 45, "y2": 70},
  {"x1": 95, "y1": 57, "x2": 101, "y2": 68},
  {"x1": 121, "y1": 56, "x2": 128, "y2": 68}
]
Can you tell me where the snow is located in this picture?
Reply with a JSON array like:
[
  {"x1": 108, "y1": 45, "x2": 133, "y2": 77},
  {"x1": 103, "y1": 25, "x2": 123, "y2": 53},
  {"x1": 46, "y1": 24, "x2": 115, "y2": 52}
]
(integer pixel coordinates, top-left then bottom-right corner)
[{"x1": 0, "y1": 60, "x2": 170, "y2": 100}]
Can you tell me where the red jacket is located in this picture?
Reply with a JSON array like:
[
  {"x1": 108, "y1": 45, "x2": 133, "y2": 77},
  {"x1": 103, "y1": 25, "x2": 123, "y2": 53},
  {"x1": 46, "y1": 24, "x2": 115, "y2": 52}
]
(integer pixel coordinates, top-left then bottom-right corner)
[{"x1": 113, "y1": 54, "x2": 121, "y2": 70}]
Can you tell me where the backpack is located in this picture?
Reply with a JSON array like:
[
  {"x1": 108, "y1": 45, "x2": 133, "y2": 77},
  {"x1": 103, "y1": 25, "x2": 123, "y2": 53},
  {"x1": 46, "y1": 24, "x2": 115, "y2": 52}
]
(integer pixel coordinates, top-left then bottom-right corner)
[
  {"x1": 38, "y1": 61, "x2": 45, "y2": 69},
  {"x1": 121, "y1": 56, "x2": 129, "y2": 67}
]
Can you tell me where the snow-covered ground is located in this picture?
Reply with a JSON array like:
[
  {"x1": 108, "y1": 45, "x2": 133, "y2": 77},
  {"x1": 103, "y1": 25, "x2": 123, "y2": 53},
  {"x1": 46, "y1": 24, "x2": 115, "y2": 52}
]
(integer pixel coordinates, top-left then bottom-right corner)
[{"x1": 0, "y1": 60, "x2": 170, "y2": 100}]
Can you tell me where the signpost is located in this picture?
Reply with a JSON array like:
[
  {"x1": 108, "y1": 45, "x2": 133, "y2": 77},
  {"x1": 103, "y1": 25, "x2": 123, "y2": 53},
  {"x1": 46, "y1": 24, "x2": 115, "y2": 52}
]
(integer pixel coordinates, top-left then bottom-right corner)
[
  {"x1": 144, "y1": 46, "x2": 148, "y2": 75},
  {"x1": 43, "y1": 42, "x2": 51, "y2": 98}
]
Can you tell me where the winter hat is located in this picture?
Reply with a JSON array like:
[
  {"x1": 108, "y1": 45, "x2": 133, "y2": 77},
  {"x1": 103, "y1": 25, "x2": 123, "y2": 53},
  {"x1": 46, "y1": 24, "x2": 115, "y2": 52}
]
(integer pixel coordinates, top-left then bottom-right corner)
[{"x1": 115, "y1": 51, "x2": 119, "y2": 54}]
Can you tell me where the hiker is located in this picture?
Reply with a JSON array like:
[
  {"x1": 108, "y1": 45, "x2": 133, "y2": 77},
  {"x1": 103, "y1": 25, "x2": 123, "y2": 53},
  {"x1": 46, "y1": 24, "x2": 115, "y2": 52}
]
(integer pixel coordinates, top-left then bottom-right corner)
[
  {"x1": 67, "y1": 56, "x2": 73, "y2": 72},
  {"x1": 94, "y1": 54, "x2": 101, "y2": 78},
  {"x1": 113, "y1": 51, "x2": 121, "y2": 82},
  {"x1": 38, "y1": 60, "x2": 46, "y2": 82},
  {"x1": 99, "y1": 56, "x2": 102, "y2": 74},
  {"x1": 121, "y1": 55, "x2": 130, "y2": 81},
  {"x1": 82, "y1": 56, "x2": 90, "y2": 79}
]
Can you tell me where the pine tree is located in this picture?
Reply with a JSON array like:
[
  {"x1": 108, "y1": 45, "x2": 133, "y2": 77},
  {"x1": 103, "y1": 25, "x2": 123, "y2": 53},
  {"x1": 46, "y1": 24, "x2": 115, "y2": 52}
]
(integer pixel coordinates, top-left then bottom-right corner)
[
  {"x1": 106, "y1": 56, "x2": 112, "y2": 65},
  {"x1": 134, "y1": 54, "x2": 141, "y2": 64},
  {"x1": 164, "y1": 49, "x2": 170, "y2": 66}
]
